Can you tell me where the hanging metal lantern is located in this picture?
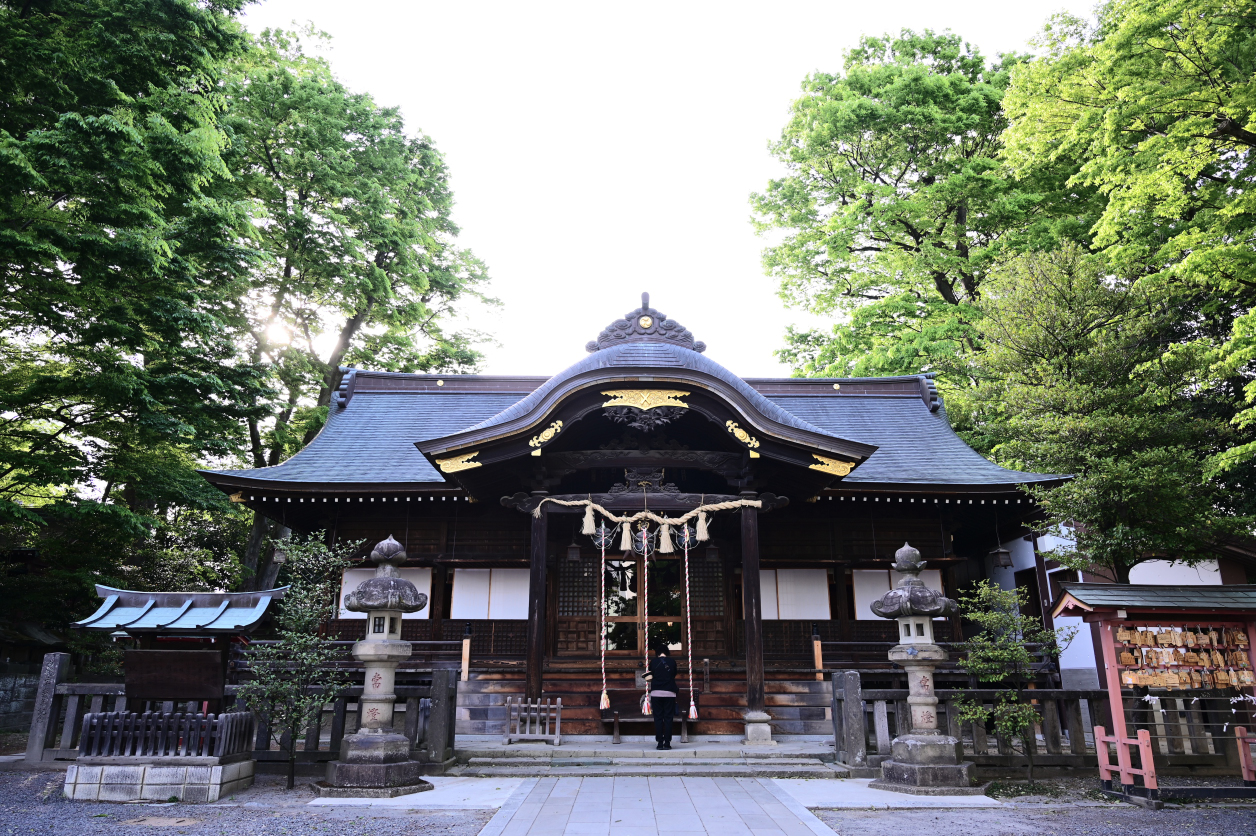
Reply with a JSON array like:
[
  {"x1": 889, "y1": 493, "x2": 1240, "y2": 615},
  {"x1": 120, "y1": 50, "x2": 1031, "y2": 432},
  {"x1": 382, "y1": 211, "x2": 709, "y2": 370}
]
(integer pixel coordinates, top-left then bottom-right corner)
[
  {"x1": 989, "y1": 546, "x2": 1013, "y2": 569},
  {"x1": 632, "y1": 524, "x2": 655, "y2": 557},
  {"x1": 676, "y1": 523, "x2": 697, "y2": 550},
  {"x1": 591, "y1": 520, "x2": 617, "y2": 551}
]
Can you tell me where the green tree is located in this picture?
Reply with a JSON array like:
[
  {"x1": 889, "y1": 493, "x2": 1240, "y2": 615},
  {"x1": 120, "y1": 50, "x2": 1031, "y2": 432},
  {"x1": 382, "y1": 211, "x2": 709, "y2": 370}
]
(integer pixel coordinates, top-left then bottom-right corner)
[
  {"x1": 969, "y1": 245, "x2": 1252, "y2": 581},
  {"x1": 954, "y1": 581, "x2": 1075, "y2": 786},
  {"x1": 1001, "y1": 0, "x2": 1256, "y2": 472},
  {"x1": 220, "y1": 30, "x2": 495, "y2": 587},
  {"x1": 0, "y1": 0, "x2": 267, "y2": 624},
  {"x1": 237, "y1": 533, "x2": 355, "y2": 789},
  {"x1": 752, "y1": 30, "x2": 1097, "y2": 382}
]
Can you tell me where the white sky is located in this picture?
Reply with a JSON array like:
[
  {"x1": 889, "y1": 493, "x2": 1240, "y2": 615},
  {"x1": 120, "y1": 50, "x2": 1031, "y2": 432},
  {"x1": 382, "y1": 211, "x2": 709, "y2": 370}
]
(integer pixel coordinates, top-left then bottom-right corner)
[{"x1": 241, "y1": 1, "x2": 1098, "y2": 379}]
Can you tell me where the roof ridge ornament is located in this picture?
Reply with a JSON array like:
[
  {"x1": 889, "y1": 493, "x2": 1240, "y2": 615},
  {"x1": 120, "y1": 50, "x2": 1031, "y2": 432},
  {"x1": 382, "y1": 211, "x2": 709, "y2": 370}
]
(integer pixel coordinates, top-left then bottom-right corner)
[{"x1": 586, "y1": 292, "x2": 706, "y2": 354}]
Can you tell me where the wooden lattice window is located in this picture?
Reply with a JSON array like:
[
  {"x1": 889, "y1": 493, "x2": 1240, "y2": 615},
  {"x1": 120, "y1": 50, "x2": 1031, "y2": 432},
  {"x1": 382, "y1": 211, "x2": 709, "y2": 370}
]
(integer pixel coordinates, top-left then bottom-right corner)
[
  {"x1": 557, "y1": 558, "x2": 599, "y2": 616},
  {"x1": 688, "y1": 558, "x2": 724, "y2": 616}
]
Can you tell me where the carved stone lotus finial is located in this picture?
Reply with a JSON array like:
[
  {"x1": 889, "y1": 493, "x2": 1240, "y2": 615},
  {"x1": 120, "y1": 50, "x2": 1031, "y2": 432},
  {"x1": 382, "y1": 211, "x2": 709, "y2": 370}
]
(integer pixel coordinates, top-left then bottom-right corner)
[
  {"x1": 870, "y1": 542, "x2": 958, "y2": 619},
  {"x1": 370, "y1": 534, "x2": 407, "y2": 566},
  {"x1": 344, "y1": 535, "x2": 428, "y2": 614}
]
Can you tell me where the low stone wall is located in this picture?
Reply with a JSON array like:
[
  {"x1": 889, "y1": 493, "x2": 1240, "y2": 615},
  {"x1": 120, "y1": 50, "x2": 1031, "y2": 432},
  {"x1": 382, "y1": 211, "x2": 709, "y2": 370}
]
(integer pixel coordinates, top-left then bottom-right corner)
[
  {"x1": 0, "y1": 670, "x2": 39, "y2": 732},
  {"x1": 63, "y1": 758, "x2": 254, "y2": 803}
]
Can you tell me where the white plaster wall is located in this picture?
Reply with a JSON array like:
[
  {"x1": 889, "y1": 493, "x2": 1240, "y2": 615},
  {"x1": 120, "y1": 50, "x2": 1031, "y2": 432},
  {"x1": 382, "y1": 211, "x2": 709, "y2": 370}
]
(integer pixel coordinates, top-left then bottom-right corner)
[
  {"x1": 487, "y1": 568, "x2": 531, "y2": 619},
  {"x1": 775, "y1": 569, "x2": 831, "y2": 620},
  {"x1": 1129, "y1": 559, "x2": 1222, "y2": 585},
  {"x1": 759, "y1": 570, "x2": 779, "y2": 620}
]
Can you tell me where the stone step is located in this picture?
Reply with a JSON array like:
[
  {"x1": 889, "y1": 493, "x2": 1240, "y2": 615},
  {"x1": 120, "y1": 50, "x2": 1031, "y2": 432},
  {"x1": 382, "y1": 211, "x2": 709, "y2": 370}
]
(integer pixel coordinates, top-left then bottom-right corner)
[
  {"x1": 456, "y1": 746, "x2": 837, "y2": 761},
  {"x1": 447, "y1": 761, "x2": 848, "y2": 778}
]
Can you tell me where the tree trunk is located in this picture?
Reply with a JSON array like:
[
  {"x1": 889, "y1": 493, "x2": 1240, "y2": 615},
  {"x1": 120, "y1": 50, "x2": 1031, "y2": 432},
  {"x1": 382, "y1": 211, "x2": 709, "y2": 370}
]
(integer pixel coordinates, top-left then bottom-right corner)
[
  {"x1": 241, "y1": 511, "x2": 270, "y2": 591},
  {"x1": 286, "y1": 736, "x2": 296, "y2": 790},
  {"x1": 257, "y1": 525, "x2": 292, "y2": 590}
]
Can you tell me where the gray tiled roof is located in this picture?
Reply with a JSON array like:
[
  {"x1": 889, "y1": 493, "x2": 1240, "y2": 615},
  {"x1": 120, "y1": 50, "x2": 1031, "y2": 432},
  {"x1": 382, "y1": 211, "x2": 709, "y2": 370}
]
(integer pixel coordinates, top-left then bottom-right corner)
[
  {"x1": 1058, "y1": 582, "x2": 1256, "y2": 610},
  {"x1": 766, "y1": 395, "x2": 1059, "y2": 487},
  {"x1": 205, "y1": 391, "x2": 525, "y2": 484},
  {"x1": 204, "y1": 353, "x2": 1057, "y2": 490}
]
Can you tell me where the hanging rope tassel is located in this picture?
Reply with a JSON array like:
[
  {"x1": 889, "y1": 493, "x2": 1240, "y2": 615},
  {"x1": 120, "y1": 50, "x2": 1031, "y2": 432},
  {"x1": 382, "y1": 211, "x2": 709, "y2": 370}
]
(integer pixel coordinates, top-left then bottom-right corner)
[
  {"x1": 696, "y1": 510, "x2": 709, "y2": 542},
  {"x1": 658, "y1": 523, "x2": 674, "y2": 553},
  {"x1": 619, "y1": 523, "x2": 633, "y2": 552},
  {"x1": 642, "y1": 693, "x2": 652, "y2": 715},
  {"x1": 582, "y1": 501, "x2": 596, "y2": 535}
]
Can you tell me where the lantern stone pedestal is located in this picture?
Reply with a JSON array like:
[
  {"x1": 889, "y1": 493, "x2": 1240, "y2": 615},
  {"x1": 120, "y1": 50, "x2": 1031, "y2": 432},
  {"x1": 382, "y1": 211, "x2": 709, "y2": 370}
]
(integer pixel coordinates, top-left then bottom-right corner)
[
  {"x1": 867, "y1": 543, "x2": 981, "y2": 796},
  {"x1": 317, "y1": 536, "x2": 433, "y2": 798},
  {"x1": 742, "y1": 711, "x2": 776, "y2": 746}
]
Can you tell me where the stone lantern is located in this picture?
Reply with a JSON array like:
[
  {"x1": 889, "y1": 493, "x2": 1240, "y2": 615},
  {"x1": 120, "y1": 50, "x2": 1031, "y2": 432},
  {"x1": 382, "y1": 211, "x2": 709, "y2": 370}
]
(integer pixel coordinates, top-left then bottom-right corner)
[
  {"x1": 320, "y1": 535, "x2": 432, "y2": 797},
  {"x1": 868, "y1": 543, "x2": 978, "y2": 794}
]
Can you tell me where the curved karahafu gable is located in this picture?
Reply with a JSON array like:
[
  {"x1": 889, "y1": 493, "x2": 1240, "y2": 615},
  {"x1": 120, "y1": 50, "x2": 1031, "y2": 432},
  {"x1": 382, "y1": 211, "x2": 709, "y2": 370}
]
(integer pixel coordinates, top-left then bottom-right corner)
[{"x1": 414, "y1": 295, "x2": 877, "y2": 481}]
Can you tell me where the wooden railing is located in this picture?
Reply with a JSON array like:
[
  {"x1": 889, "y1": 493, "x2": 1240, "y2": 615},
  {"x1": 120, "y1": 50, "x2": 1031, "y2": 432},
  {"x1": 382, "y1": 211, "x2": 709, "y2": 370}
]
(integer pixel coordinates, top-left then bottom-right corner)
[
  {"x1": 232, "y1": 640, "x2": 465, "y2": 673},
  {"x1": 818, "y1": 642, "x2": 1061, "y2": 687},
  {"x1": 25, "y1": 653, "x2": 458, "y2": 768},
  {"x1": 77, "y1": 711, "x2": 253, "y2": 759},
  {"x1": 830, "y1": 670, "x2": 1110, "y2": 771}
]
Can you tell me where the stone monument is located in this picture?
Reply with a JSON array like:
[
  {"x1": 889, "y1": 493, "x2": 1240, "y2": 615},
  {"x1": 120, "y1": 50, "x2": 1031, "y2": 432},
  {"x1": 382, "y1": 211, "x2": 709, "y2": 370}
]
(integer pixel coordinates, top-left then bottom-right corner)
[
  {"x1": 868, "y1": 543, "x2": 980, "y2": 794},
  {"x1": 319, "y1": 535, "x2": 433, "y2": 797}
]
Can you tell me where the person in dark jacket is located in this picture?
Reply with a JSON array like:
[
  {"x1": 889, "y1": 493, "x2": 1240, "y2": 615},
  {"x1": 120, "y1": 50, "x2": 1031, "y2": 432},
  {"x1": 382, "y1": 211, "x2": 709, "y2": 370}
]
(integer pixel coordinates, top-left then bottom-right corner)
[{"x1": 645, "y1": 643, "x2": 678, "y2": 749}]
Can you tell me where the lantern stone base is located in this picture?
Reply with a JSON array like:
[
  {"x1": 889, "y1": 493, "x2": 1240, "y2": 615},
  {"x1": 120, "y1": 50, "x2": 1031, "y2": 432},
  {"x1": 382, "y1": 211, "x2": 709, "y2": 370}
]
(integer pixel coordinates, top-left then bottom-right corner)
[
  {"x1": 868, "y1": 733, "x2": 980, "y2": 795},
  {"x1": 742, "y1": 711, "x2": 777, "y2": 746},
  {"x1": 317, "y1": 730, "x2": 433, "y2": 797}
]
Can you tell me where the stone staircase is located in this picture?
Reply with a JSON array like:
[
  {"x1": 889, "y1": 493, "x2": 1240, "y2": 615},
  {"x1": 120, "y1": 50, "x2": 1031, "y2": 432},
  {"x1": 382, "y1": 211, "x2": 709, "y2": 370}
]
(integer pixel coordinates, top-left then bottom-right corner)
[
  {"x1": 447, "y1": 742, "x2": 849, "y2": 778},
  {"x1": 457, "y1": 669, "x2": 834, "y2": 737}
]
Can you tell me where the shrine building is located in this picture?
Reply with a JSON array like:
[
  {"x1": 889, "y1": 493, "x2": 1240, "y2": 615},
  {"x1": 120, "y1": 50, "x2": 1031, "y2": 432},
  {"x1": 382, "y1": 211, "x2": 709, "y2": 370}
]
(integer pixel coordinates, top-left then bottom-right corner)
[{"x1": 201, "y1": 295, "x2": 1060, "y2": 735}]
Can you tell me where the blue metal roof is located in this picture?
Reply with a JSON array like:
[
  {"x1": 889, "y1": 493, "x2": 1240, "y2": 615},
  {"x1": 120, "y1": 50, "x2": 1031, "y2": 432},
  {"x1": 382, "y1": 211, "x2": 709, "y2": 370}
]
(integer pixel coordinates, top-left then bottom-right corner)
[{"x1": 74, "y1": 586, "x2": 287, "y2": 634}]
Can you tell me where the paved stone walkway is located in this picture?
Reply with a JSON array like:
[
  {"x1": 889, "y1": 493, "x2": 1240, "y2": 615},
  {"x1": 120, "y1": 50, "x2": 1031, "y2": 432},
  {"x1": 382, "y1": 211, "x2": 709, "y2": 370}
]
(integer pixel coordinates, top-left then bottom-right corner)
[{"x1": 480, "y1": 777, "x2": 833, "y2": 836}]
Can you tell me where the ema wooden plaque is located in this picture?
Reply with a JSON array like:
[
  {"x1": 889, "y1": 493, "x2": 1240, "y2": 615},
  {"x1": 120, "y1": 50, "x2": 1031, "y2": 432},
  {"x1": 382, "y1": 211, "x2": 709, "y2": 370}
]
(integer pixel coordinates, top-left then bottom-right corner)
[{"x1": 124, "y1": 650, "x2": 225, "y2": 700}]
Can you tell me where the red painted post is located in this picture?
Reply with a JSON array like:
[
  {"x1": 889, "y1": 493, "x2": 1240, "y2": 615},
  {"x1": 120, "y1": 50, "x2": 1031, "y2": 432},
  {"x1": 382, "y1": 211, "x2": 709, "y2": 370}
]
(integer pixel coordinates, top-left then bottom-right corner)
[
  {"x1": 1137, "y1": 729, "x2": 1158, "y2": 790},
  {"x1": 1098, "y1": 620, "x2": 1135, "y2": 786},
  {"x1": 1094, "y1": 725, "x2": 1113, "y2": 781},
  {"x1": 1237, "y1": 728, "x2": 1255, "y2": 784}
]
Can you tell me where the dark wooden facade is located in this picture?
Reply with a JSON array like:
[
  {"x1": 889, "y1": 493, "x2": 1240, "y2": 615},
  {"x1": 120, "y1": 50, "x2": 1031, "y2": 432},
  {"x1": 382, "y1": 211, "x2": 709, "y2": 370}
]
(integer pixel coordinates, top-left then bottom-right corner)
[{"x1": 202, "y1": 294, "x2": 1059, "y2": 726}]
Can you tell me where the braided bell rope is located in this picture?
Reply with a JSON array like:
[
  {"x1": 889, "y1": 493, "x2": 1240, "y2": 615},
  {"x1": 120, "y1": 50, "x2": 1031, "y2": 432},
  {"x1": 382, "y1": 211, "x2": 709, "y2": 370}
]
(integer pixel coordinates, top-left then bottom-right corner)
[{"x1": 683, "y1": 534, "x2": 697, "y2": 720}]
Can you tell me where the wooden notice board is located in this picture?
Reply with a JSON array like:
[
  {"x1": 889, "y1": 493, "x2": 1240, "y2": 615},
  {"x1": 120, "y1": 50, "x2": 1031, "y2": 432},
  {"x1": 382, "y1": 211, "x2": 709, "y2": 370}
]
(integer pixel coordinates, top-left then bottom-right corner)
[{"x1": 124, "y1": 649, "x2": 225, "y2": 700}]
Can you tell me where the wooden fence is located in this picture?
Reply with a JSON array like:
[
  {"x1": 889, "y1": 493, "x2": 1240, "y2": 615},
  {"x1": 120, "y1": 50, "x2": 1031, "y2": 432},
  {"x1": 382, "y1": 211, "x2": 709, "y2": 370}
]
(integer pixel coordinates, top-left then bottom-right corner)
[
  {"x1": 830, "y1": 669, "x2": 1110, "y2": 772},
  {"x1": 77, "y1": 711, "x2": 253, "y2": 759},
  {"x1": 25, "y1": 652, "x2": 458, "y2": 768}
]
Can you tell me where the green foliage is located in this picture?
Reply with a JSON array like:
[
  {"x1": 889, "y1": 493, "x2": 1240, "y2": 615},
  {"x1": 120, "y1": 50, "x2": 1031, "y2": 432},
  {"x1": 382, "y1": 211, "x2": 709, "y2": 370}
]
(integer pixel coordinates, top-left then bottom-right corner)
[
  {"x1": 954, "y1": 580, "x2": 1075, "y2": 783},
  {"x1": 968, "y1": 245, "x2": 1252, "y2": 581},
  {"x1": 236, "y1": 533, "x2": 355, "y2": 789},
  {"x1": 0, "y1": 13, "x2": 495, "y2": 620},
  {"x1": 1002, "y1": 0, "x2": 1256, "y2": 471},
  {"x1": 0, "y1": 0, "x2": 268, "y2": 522},
  {"x1": 223, "y1": 28, "x2": 494, "y2": 447},
  {"x1": 753, "y1": 29, "x2": 1097, "y2": 383}
]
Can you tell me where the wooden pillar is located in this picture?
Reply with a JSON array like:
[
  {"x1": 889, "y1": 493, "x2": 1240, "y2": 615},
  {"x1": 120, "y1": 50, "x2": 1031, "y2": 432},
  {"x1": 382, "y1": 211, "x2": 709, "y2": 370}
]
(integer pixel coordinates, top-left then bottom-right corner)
[
  {"x1": 429, "y1": 564, "x2": 448, "y2": 641},
  {"x1": 1031, "y1": 534, "x2": 1055, "y2": 631},
  {"x1": 741, "y1": 502, "x2": 765, "y2": 712},
  {"x1": 526, "y1": 499, "x2": 548, "y2": 700}
]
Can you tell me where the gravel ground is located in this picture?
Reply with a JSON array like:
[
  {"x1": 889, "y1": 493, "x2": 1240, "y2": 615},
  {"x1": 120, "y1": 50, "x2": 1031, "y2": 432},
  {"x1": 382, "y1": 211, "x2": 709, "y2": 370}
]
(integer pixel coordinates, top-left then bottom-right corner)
[
  {"x1": 0, "y1": 769, "x2": 496, "y2": 836},
  {"x1": 815, "y1": 806, "x2": 1256, "y2": 836}
]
